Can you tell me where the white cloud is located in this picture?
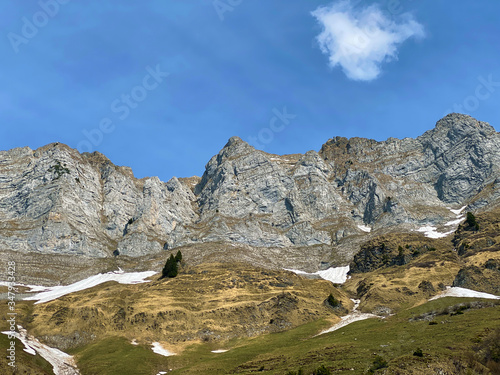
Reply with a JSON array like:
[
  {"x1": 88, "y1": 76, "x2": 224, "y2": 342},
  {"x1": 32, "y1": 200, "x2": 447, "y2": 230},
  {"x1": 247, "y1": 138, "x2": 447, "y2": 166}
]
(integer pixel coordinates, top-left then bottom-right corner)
[{"x1": 311, "y1": 1, "x2": 424, "y2": 81}]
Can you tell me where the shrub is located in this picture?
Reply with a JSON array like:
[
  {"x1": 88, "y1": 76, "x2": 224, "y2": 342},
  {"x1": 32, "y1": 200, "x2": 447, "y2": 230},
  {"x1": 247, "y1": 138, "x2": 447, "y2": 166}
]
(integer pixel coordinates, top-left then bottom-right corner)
[
  {"x1": 466, "y1": 212, "x2": 479, "y2": 230},
  {"x1": 327, "y1": 293, "x2": 340, "y2": 308},
  {"x1": 398, "y1": 246, "x2": 404, "y2": 256},
  {"x1": 368, "y1": 355, "x2": 388, "y2": 373},
  {"x1": 49, "y1": 161, "x2": 70, "y2": 179},
  {"x1": 413, "y1": 348, "x2": 424, "y2": 357}
]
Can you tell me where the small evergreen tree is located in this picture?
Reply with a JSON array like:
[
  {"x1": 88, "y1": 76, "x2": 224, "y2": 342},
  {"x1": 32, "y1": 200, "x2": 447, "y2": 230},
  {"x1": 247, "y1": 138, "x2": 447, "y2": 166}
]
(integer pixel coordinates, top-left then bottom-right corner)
[
  {"x1": 161, "y1": 254, "x2": 178, "y2": 279},
  {"x1": 327, "y1": 293, "x2": 340, "y2": 308},
  {"x1": 466, "y1": 212, "x2": 479, "y2": 230},
  {"x1": 398, "y1": 246, "x2": 404, "y2": 256},
  {"x1": 175, "y1": 250, "x2": 183, "y2": 262}
]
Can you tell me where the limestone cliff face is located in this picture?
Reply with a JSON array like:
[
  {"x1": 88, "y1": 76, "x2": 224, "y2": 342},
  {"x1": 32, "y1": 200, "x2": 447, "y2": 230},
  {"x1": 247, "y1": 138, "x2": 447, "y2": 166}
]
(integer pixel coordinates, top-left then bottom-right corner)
[
  {"x1": 0, "y1": 114, "x2": 499, "y2": 262},
  {"x1": 0, "y1": 144, "x2": 197, "y2": 257}
]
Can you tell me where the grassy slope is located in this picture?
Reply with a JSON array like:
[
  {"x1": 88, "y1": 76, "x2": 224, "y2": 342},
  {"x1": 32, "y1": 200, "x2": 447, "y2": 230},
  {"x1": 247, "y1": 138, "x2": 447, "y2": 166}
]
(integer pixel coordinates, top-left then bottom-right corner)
[
  {"x1": 26, "y1": 262, "x2": 350, "y2": 354},
  {"x1": 69, "y1": 297, "x2": 500, "y2": 374},
  {"x1": 0, "y1": 325, "x2": 55, "y2": 375}
]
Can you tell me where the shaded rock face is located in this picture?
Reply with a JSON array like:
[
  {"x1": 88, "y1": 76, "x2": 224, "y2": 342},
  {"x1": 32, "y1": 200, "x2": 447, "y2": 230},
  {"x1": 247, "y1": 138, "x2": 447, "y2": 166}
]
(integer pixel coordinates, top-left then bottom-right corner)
[
  {"x1": 1, "y1": 114, "x2": 500, "y2": 262},
  {"x1": 453, "y1": 264, "x2": 500, "y2": 295}
]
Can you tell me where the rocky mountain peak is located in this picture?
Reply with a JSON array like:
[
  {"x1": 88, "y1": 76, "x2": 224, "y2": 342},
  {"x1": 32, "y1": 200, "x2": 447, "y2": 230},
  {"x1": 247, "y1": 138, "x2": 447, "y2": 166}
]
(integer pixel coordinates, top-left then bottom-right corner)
[
  {"x1": 1, "y1": 114, "x2": 500, "y2": 270},
  {"x1": 420, "y1": 113, "x2": 497, "y2": 144},
  {"x1": 220, "y1": 136, "x2": 255, "y2": 159}
]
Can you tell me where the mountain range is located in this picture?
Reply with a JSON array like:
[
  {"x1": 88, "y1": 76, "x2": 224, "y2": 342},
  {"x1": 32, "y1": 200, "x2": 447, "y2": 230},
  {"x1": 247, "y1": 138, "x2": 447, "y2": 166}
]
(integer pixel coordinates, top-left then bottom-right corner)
[
  {"x1": 1, "y1": 113, "x2": 500, "y2": 374},
  {"x1": 1, "y1": 113, "x2": 500, "y2": 282}
]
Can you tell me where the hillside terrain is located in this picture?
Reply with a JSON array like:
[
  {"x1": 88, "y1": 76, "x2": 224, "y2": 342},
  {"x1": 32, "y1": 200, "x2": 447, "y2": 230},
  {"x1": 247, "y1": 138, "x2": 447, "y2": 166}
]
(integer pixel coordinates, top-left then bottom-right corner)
[
  {"x1": 0, "y1": 113, "x2": 499, "y2": 374},
  {"x1": 1, "y1": 113, "x2": 500, "y2": 282}
]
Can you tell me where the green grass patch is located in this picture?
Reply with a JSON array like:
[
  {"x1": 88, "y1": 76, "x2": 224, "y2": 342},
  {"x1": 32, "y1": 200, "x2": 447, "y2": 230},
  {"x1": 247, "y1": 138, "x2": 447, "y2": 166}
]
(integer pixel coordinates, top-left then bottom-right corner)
[
  {"x1": 70, "y1": 336, "x2": 170, "y2": 375},
  {"x1": 167, "y1": 297, "x2": 500, "y2": 374},
  {"x1": 65, "y1": 297, "x2": 500, "y2": 374},
  {"x1": 0, "y1": 331, "x2": 54, "y2": 374}
]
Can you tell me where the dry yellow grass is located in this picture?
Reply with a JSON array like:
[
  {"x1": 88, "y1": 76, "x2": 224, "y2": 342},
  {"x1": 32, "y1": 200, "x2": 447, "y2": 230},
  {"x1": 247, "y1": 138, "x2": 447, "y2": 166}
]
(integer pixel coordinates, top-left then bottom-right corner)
[{"x1": 25, "y1": 262, "x2": 351, "y2": 353}]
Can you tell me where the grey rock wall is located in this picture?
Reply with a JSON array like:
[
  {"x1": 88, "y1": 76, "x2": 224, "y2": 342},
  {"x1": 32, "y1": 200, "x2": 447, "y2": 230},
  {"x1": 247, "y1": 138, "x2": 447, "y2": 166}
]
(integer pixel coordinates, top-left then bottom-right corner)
[{"x1": 0, "y1": 113, "x2": 499, "y2": 262}]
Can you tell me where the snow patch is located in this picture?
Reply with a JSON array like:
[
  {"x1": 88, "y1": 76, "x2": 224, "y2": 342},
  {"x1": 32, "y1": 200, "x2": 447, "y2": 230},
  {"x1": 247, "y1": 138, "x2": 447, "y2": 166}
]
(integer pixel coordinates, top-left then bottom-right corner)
[
  {"x1": 2, "y1": 325, "x2": 80, "y2": 374},
  {"x1": 357, "y1": 225, "x2": 371, "y2": 233},
  {"x1": 131, "y1": 339, "x2": 139, "y2": 346},
  {"x1": 416, "y1": 226, "x2": 454, "y2": 239},
  {"x1": 317, "y1": 299, "x2": 378, "y2": 335},
  {"x1": 450, "y1": 206, "x2": 467, "y2": 215},
  {"x1": 211, "y1": 349, "x2": 228, "y2": 353},
  {"x1": 151, "y1": 342, "x2": 175, "y2": 357},
  {"x1": 24, "y1": 270, "x2": 157, "y2": 304},
  {"x1": 445, "y1": 218, "x2": 464, "y2": 226},
  {"x1": 285, "y1": 265, "x2": 350, "y2": 284},
  {"x1": 430, "y1": 287, "x2": 500, "y2": 301}
]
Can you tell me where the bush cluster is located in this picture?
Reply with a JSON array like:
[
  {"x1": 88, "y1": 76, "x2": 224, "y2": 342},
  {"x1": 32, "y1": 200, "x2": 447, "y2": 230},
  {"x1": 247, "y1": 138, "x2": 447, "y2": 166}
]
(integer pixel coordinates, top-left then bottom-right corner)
[
  {"x1": 161, "y1": 250, "x2": 182, "y2": 279},
  {"x1": 327, "y1": 293, "x2": 340, "y2": 308},
  {"x1": 466, "y1": 212, "x2": 479, "y2": 231}
]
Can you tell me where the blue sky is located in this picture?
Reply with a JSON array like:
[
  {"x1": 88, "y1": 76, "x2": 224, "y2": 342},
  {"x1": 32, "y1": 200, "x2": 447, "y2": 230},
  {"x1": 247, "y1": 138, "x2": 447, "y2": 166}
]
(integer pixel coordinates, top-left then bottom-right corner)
[{"x1": 1, "y1": 1, "x2": 499, "y2": 181}]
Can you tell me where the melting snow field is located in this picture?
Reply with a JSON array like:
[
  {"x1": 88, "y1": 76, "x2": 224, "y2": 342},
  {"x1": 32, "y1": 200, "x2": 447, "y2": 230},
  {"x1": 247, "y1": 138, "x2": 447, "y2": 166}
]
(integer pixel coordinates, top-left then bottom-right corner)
[
  {"x1": 2, "y1": 325, "x2": 80, "y2": 375},
  {"x1": 430, "y1": 287, "x2": 500, "y2": 301},
  {"x1": 285, "y1": 266, "x2": 350, "y2": 284},
  {"x1": 449, "y1": 206, "x2": 467, "y2": 215},
  {"x1": 445, "y1": 217, "x2": 465, "y2": 226},
  {"x1": 416, "y1": 206, "x2": 467, "y2": 238},
  {"x1": 23, "y1": 270, "x2": 157, "y2": 304},
  {"x1": 317, "y1": 300, "x2": 378, "y2": 336},
  {"x1": 416, "y1": 226, "x2": 454, "y2": 239},
  {"x1": 357, "y1": 225, "x2": 372, "y2": 233},
  {"x1": 151, "y1": 342, "x2": 175, "y2": 357}
]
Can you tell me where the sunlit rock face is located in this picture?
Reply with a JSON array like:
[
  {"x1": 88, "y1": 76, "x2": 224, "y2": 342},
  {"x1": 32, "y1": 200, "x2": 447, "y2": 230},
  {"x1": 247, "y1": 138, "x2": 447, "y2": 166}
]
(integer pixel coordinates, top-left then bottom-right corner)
[{"x1": 1, "y1": 114, "x2": 499, "y2": 264}]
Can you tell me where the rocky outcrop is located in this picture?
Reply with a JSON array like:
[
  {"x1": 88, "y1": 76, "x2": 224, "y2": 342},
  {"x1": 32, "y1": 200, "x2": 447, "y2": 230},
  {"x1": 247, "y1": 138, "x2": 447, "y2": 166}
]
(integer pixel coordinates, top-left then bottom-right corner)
[
  {"x1": 453, "y1": 263, "x2": 500, "y2": 295},
  {"x1": 1, "y1": 113, "x2": 499, "y2": 269},
  {"x1": 0, "y1": 143, "x2": 197, "y2": 258}
]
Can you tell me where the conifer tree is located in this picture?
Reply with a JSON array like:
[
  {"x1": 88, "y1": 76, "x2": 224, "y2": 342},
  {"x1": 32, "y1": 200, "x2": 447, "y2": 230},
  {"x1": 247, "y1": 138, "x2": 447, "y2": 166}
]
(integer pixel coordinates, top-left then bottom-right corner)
[{"x1": 161, "y1": 254, "x2": 178, "y2": 279}]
